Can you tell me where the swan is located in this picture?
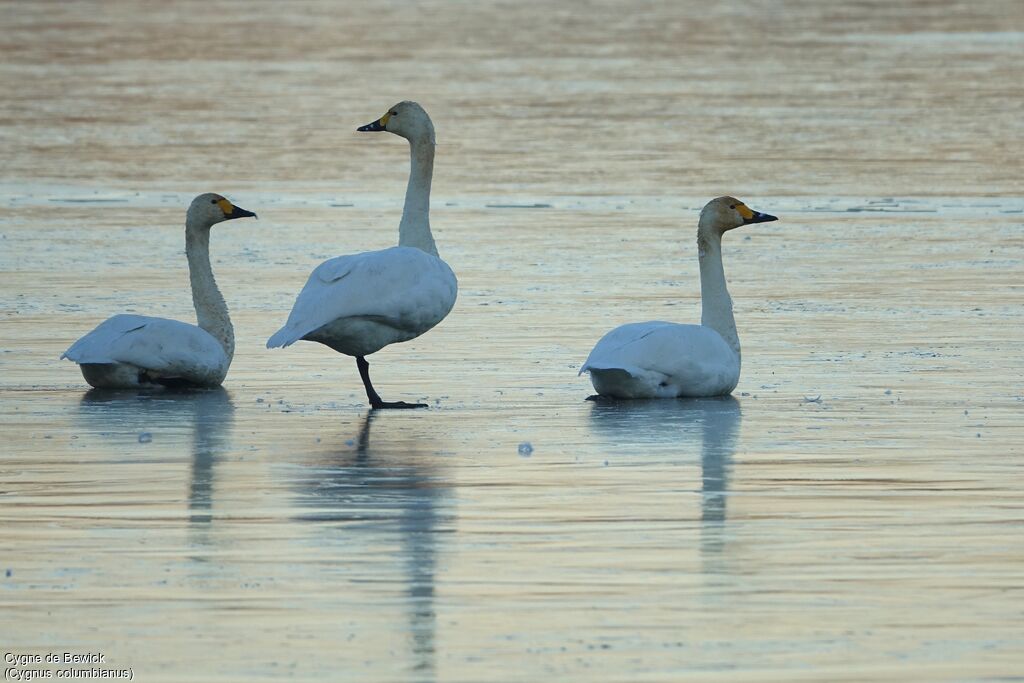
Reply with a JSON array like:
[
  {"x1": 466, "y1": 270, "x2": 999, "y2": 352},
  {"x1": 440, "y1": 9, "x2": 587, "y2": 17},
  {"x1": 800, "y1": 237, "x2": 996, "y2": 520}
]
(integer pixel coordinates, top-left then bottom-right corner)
[
  {"x1": 267, "y1": 101, "x2": 458, "y2": 409},
  {"x1": 62, "y1": 193, "x2": 256, "y2": 388},
  {"x1": 580, "y1": 196, "x2": 777, "y2": 399}
]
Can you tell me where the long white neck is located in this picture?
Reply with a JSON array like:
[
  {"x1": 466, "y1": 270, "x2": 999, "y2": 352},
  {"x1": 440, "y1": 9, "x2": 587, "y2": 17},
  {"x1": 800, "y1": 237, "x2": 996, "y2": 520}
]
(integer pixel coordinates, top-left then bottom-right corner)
[
  {"x1": 185, "y1": 224, "x2": 234, "y2": 362},
  {"x1": 398, "y1": 138, "x2": 438, "y2": 256},
  {"x1": 697, "y1": 231, "x2": 740, "y2": 360}
]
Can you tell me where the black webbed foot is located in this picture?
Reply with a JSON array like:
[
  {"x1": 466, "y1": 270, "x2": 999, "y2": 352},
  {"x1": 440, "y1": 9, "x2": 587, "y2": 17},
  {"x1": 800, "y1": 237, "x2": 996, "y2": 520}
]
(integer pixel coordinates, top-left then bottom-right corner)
[{"x1": 370, "y1": 400, "x2": 429, "y2": 410}]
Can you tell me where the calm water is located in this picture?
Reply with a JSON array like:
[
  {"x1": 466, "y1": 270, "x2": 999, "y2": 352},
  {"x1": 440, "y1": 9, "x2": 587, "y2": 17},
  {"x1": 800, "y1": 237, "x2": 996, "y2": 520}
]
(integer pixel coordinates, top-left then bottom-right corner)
[{"x1": 2, "y1": 1, "x2": 1022, "y2": 681}]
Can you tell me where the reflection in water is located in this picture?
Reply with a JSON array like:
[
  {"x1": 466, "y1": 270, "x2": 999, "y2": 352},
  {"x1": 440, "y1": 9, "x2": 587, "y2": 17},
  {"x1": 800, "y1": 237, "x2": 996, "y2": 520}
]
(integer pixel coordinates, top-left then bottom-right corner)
[
  {"x1": 588, "y1": 397, "x2": 741, "y2": 563},
  {"x1": 76, "y1": 388, "x2": 235, "y2": 528},
  {"x1": 294, "y1": 411, "x2": 446, "y2": 682}
]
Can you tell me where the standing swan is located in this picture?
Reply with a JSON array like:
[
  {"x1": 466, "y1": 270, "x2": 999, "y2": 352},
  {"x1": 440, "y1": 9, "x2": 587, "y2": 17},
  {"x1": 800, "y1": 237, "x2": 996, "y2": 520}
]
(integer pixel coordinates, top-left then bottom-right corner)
[
  {"x1": 580, "y1": 196, "x2": 777, "y2": 399},
  {"x1": 62, "y1": 193, "x2": 256, "y2": 388},
  {"x1": 267, "y1": 101, "x2": 458, "y2": 409}
]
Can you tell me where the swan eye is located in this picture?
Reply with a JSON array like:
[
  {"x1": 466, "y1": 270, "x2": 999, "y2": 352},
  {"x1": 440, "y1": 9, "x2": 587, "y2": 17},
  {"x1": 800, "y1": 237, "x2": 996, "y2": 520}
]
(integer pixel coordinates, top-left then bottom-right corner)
[
  {"x1": 729, "y1": 204, "x2": 737, "y2": 209},
  {"x1": 211, "y1": 199, "x2": 218, "y2": 205},
  {"x1": 389, "y1": 111, "x2": 397, "y2": 117}
]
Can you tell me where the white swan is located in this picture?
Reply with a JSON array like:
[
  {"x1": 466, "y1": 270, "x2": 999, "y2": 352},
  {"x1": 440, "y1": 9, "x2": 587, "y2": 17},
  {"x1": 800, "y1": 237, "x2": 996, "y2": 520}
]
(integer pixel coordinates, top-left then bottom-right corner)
[
  {"x1": 62, "y1": 193, "x2": 256, "y2": 388},
  {"x1": 580, "y1": 196, "x2": 777, "y2": 398},
  {"x1": 267, "y1": 101, "x2": 458, "y2": 409}
]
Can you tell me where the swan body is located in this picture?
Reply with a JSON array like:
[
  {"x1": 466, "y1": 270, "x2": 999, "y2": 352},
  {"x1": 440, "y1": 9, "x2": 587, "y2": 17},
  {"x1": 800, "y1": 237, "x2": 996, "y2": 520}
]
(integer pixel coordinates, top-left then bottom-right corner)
[
  {"x1": 583, "y1": 321, "x2": 740, "y2": 398},
  {"x1": 62, "y1": 193, "x2": 256, "y2": 388},
  {"x1": 63, "y1": 314, "x2": 230, "y2": 388},
  {"x1": 266, "y1": 245, "x2": 456, "y2": 356},
  {"x1": 581, "y1": 196, "x2": 777, "y2": 399},
  {"x1": 268, "y1": 101, "x2": 457, "y2": 409}
]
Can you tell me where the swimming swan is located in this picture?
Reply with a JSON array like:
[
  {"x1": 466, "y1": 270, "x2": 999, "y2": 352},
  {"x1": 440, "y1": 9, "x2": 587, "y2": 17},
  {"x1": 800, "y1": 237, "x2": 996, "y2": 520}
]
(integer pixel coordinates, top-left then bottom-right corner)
[
  {"x1": 62, "y1": 193, "x2": 256, "y2": 388},
  {"x1": 267, "y1": 101, "x2": 458, "y2": 409},
  {"x1": 580, "y1": 196, "x2": 777, "y2": 399}
]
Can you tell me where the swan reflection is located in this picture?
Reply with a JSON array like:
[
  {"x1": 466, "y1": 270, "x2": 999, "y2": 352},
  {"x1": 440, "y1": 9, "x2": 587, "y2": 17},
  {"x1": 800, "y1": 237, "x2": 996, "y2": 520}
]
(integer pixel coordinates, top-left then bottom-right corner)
[
  {"x1": 588, "y1": 396, "x2": 741, "y2": 562},
  {"x1": 76, "y1": 387, "x2": 235, "y2": 527},
  {"x1": 293, "y1": 411, "x2": 448, "y2": 681}
]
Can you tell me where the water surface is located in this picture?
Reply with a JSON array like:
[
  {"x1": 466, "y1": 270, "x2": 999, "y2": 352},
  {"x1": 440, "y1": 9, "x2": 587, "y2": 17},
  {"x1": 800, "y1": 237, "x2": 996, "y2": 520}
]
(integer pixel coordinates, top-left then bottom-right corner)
[{"x1": 1, "y1": 1, "x2": 1022, "y2": 681}]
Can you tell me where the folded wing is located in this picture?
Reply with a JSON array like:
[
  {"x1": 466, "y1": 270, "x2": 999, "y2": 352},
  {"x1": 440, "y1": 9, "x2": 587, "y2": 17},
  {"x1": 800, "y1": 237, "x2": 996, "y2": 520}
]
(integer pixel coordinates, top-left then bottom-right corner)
[
  {"x1": 267, "y1": 246, "x2": 458, "y2": 349},
  {"x1": 582, "y1": 321, "x2": 738, "y2": 392},
  {"x1": 62, "y1": 314, "x2": 227, "y2": 378}
]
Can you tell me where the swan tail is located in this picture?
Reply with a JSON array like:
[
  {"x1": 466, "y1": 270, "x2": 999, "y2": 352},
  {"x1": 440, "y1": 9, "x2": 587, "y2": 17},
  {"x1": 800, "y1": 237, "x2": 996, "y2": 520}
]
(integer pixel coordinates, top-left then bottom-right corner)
[
  {"x1": 580, "y1": 361, "x2": 644, "y2": 378},
  {"x1": 61, "y1": 342, "x2": 114, "y2": 365},
  {"x1": 266, "y1": 327, "x2": 299, "y2": 349},
  {"x1": 586, "y1": 366, "x2": 642, "y2": 381}
]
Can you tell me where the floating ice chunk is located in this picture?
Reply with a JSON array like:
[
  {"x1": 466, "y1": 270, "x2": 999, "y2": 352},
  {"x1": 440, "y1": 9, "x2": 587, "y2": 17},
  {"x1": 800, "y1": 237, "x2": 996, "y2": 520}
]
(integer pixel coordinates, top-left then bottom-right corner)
[
  {"x1": 138, "y1": 432, "x2": 152, "y2": 444},
  {"x1": 517, "y1": 442, "x2": 533, "y2": 456}
]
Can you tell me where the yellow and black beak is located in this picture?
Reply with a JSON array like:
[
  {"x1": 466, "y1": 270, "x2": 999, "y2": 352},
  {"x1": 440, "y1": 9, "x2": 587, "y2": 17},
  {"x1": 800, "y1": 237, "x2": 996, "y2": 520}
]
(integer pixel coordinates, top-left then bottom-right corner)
[
  {"x1": 357, "y1": 112, "x2": 390, "y2": 132},
  {"x1": 227, "y1": 204, "x2": 257, "y2": 220},
  {"x1": 737, "y1": 204, "x2": 777, "y2": 225},
  {"x1": 217, "y1": 198, "x2": 257, "y2": 221},
  {"x1": 743, "y1": 210, "x2": 777, "y2": 225}
]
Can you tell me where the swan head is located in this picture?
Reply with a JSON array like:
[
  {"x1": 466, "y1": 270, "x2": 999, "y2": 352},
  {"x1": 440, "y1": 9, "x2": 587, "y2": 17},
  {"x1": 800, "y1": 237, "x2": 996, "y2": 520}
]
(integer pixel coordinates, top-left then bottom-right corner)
[
  {"x1": 698, "y1": 196, "x2": 777, "y2": 236},
  {"x1": 186, "y1": 193, "x2": 257, "y2": 229},
  {"x1": 357, "y1": 101, "x2": 436, "y2": 144}
]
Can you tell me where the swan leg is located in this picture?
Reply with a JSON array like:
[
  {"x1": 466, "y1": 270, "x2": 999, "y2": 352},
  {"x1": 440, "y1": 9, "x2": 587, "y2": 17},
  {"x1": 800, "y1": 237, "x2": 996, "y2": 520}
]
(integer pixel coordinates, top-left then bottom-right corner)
[{"x1": 355, "y1": 356, "x2": 427, "y2": 410}]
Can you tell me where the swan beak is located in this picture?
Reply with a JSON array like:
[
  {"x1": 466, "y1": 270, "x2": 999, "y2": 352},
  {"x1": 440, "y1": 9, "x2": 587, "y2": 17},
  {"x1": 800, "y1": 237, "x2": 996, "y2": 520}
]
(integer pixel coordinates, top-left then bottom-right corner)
[
  {"x1": 743, "y1": 210, "x2": 777, "y2": 225},
  {"x1": 357, "y1": 119, "x2": 386, "y2": 132},
  {"x1": 357, "y1": 112, "x2": 390, "y2": 132},
  {"x1": 227, "y1": 205, "x2": 257, "y2": 220}
]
